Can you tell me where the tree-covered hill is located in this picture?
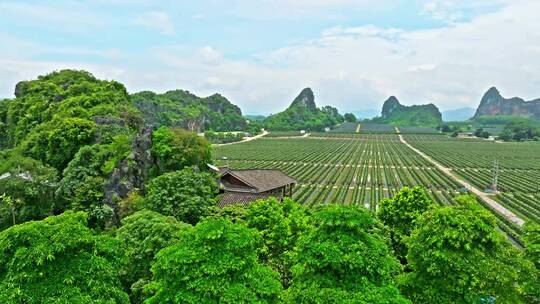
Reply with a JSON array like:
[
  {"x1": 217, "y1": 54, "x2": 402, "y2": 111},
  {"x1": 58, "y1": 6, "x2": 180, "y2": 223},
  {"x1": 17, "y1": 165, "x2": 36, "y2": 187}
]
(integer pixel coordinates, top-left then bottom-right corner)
[
  {"x1": 373, "y1": 96, "x2": 442, "y2": 127},
  {"x1": 0, "y1": 69, "x2": 215, "y2": 230},
  {"x1": 264, "y1": 88, "x2": 343, "y2": 131},
  {"x1": 131, "y1": 90, "x2": 247, "y2": 132},
  {"x1": 1, "y1": 70, "x2": 142, "y2": 170}
]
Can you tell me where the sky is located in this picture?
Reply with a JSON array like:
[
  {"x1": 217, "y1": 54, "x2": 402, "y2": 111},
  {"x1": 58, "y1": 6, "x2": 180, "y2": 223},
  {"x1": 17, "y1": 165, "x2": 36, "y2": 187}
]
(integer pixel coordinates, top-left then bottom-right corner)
[{"x1": 1, "y1": 0, "x2": 539, "y2": 115}]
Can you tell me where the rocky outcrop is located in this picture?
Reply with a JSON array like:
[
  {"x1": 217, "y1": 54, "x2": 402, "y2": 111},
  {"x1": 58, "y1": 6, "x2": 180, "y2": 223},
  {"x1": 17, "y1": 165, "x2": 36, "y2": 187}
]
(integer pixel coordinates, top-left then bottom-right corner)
[
  {"x1": 381, "y1": 96, "x2": 401, "y2": 119},
  {"x1": 473, "y1": 87, "x2": 540, "y2": 119},
  {"x1": 290, "y1": 88, "x2": 317, "y2": 111},
  {"x1": 104, "y1": 126, "x2": 154, "y2": 220}
]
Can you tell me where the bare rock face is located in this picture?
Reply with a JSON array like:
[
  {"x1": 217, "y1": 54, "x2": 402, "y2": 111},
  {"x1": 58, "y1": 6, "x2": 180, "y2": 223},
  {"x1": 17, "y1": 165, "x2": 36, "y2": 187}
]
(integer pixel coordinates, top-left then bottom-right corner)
[
  {"x1": 104, "y1": 126, "x2": 154, "y2": 220},
  {"x1": 381, "y1": 96, "x2": 401, "y2": 119},
  {"x1": 290, "y1": 88, "x2": 317, "y2": 111},
  {"x1": 473, "y1": 87, "x2": 540, "y2": 119}
]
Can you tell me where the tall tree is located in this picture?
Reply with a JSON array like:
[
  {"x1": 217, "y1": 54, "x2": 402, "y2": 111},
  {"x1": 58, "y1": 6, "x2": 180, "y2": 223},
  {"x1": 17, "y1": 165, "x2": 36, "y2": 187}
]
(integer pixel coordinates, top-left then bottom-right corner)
[
  {"x1": 116, "y1": 210, "x2": 190, "y2": 303},
  {"x1": 151, "y1": 127, "x2": 212, "y2": 174},
  {"x1": 244, "y1": 198, "x2": 312, "y2": 287},
  {"x1": 144, "y1": 168, "x2": 218, "y2": 224},
  {"x1": 399, "y1": 202, "x2": 533, "y2": 303},
  {"x1": 144, "y1": 218, "x2": 282, "y2": 303},
  {"x1": 377, "y1": 186, "x2": 434, "y2": 261},
  {"x1": 344, "y1": 113, "x2": 357, "y2": 123},
  {"x1": 0, "y1": 153, "x2": 58, "y2": 230},
  {"x1": 283, "y1": 205, "x2": 410, "y2": 304},
  {"x1": 0, "y1": 212, "x2": 129, "y2": 303}
]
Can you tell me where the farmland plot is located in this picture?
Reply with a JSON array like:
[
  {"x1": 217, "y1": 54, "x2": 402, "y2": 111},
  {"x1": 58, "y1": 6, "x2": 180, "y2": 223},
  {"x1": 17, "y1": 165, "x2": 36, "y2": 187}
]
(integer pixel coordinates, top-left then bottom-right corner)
[
  {"x1": 404, "y1": 134, "x2": 540, "y2": 226},
  {"x1": 214, "y1": 134, "x2": 462, "y2": 210}
]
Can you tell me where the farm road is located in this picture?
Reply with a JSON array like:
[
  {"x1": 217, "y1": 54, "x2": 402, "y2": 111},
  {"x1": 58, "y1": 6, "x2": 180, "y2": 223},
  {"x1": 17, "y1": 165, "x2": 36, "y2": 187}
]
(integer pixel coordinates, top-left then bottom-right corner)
[
  {"x1": 398, "y1": 134, "x2": 525, "y2": 227},
  {"x1": 213, "y1": 130, "x2": 269, "y2": 147}
]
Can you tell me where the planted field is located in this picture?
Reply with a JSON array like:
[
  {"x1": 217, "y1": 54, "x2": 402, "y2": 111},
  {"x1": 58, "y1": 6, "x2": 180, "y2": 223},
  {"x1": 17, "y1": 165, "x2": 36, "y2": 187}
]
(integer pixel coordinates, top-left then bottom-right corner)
[
  {"x1": 214, "y1": 134, "x2": 462, "y2": 210},
  {"x1": 398, "y1": 126, "x2": 440, "y2": 134},
  {"x1": 328, "y1": 122, "x2": 358, "y2": 133},
  {"x1": 404, "y1": 134, "x2": 540, "y2": 226},
  {"x1": 360, "y1": 123, "x2": 395, "y2": 133},
  {"x1": 264, "y1": 131, "x2": 306, "y2": 138}
]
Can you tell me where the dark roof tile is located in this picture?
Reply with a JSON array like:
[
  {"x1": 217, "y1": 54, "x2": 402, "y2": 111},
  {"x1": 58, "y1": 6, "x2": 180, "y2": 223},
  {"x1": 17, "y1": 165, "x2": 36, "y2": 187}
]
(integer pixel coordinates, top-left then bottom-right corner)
[{"x1": 222, "y1": 169, "x2": 296, "y2": 193}]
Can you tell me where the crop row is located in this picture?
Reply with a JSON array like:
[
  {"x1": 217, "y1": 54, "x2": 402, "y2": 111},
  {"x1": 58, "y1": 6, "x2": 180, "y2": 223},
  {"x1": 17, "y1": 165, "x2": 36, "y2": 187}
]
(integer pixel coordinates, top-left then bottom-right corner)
[
  {"x1": 215, "y1": 135, "x2": 462, "y2": 208},
  {"x1": 404, "y1": 134, "x2": 540, "y2": 226}
]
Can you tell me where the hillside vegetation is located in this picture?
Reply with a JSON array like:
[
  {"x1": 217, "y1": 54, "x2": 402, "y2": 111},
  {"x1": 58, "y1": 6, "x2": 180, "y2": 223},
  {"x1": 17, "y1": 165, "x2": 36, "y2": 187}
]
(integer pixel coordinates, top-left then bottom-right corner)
[
  {"x1": 373, "y1": 96, "x2": 442, "y2": 127},
  {"x1": 264, "y1": 88, "x2": 344, "y2": 131},
  {"x1": 131, "y1": 90, "x2": 246, "y2": 132}
]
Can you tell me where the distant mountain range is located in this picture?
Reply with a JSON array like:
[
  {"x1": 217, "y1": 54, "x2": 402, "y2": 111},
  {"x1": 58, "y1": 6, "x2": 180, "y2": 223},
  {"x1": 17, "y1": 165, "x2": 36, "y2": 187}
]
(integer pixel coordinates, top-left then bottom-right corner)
[
  {"x1": 473, "y1": 87, "x2": 540, "y2": 120},
  {"x1": 372, "y1": 96, "x2": 442, "y2": 127},
  {"x1": 244, "y1": 114, "x2": 266, "y2": 121},
  {"x1": 130, "y1": 86, "x2": 540, "y2": 132},
  {"x1": 442, "y1": 107, "x2": 475, "y2": 122}
]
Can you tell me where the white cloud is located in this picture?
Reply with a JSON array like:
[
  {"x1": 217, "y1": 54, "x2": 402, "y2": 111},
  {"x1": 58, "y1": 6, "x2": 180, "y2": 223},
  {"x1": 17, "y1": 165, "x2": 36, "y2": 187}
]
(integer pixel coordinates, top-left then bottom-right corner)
[
  {"x1": 1, "y1": 0, "x2": 540, "y2": 115},
  {"x1": 134, "y1": 11, "x2": 175, "y2": 35}
]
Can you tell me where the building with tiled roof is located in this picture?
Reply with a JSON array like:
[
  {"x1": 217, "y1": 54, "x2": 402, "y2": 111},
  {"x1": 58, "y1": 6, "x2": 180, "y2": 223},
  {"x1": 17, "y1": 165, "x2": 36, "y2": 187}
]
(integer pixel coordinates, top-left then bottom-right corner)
[{"x1": 215, "y1": 168, "x2": 296, "y2": 207}]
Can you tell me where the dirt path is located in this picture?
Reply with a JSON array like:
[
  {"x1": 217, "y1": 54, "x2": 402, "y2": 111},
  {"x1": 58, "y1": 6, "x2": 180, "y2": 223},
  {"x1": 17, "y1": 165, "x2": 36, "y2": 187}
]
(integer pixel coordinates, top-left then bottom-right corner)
[
  {"x1": 212, "y1": 130, "x2": 268, "y2": 147},
  {"x1": 398, "y1": 134, "x2": 525, "y2": 227},
  {"x1": 355, "y1": 124, "x2": 361, "y2": 133}
]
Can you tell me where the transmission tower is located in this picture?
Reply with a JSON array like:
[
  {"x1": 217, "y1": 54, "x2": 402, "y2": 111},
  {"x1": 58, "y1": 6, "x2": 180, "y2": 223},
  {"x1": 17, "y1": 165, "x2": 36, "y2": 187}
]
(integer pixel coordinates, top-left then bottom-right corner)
[{"x1": 491, "y1": 160, "x2": 499, "y2": 193}]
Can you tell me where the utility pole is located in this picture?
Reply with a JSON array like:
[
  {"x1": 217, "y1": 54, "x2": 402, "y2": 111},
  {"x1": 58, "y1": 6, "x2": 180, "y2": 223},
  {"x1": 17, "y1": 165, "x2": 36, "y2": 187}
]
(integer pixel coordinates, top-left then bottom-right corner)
[{"x1": 491, "y1": 160, "x2": 499, "y2": 194}]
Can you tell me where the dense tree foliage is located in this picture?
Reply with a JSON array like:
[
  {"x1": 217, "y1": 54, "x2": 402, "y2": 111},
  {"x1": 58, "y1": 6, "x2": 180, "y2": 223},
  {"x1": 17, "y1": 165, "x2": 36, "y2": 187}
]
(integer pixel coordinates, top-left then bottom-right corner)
[
  {"x1": 145, "y1": 218, "x2": 282, "y2": 303},
  {"x1": 499, "y1": 121, "x2": 540, "y2": 141},
  {"x1": 0, "y1": 212, "x2": 129, "y2": 303},
  {"x1": 144, "y1": 169, "x2": 218, "y2": 224},
  {"x1": 399, "y1": 201, "x2": 532, "y2": 303},
  {"x1": 473, "y1": 128, "x2": 490, "y2": 138},
  {"x1": 524, "y1": 222, "x2": 540, "y2": 269},
  {"x1": 131, "y1": 90, "x2": 247, "y2": 132},
  {"x1": 283, "y1": 205, "x2": 409, "y2": 303},
  {"x1": 344, "y1": 112, "x2": 357, "y2": 123},
  {"x1": 4, "y1": 70, "x2": 140, "y2": 146},
  {"x1": 116, "y1": 210, "x2": 190, "y2": 303},
  {"x1": 378, "y1": 186, "x2": 434, "y2": 261},
  {"x1": 0, "y1": 99, "x2": 9, "y2": 147},
  {"x1": 0, "y1": 152, "x2": 58, "y2": 229},
  {"x1": 244, "y1": 198, "x2": 312, "y2": 287},
  {"x1": 21, "y1": 117, "x2": 97, "y2": 171},
  {"x1": 523, "y1": 223, "x2": 540, "y2": 302},
  {"x1": 204, "y1": 130, "x2": 245, "y2": 144},
  {"x1": 151, "y1": 126, "x2": 212, "y2": 174}
]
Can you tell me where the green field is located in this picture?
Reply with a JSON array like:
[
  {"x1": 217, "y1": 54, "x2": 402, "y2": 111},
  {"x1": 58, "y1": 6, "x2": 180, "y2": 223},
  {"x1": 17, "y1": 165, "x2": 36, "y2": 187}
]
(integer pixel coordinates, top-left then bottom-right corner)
[
  {"x1": 404, "y1": 134, "x2": 540, "y2": 225},
  {"x1": 215, "y1": 134, "x2": 462, "y2": 209},
  {"x1": 215, "y1": 132, "x2": 540, "y2": 243}
]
